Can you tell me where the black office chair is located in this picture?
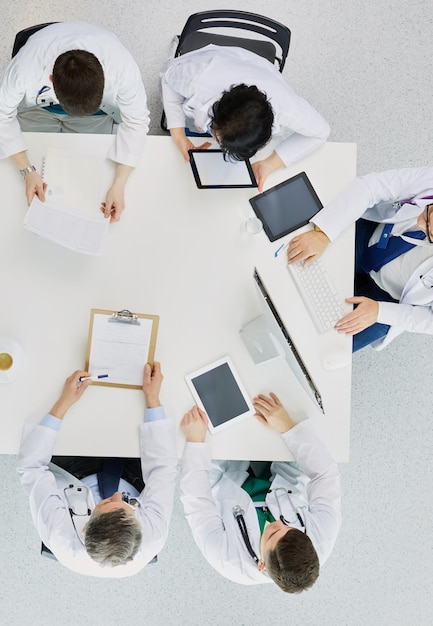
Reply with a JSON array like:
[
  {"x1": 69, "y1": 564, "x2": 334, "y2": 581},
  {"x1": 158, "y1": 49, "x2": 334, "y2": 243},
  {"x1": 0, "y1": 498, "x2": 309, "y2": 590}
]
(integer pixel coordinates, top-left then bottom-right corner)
[
  {"x1": 175, "y1": 11, "x2": 291, "y2": 71},
  {"x1": 12, "y1": 22, "x2": 58, "y2": 58},
  {"x1": 160, "y1": 10, "x2": 291, "y2": 131}
]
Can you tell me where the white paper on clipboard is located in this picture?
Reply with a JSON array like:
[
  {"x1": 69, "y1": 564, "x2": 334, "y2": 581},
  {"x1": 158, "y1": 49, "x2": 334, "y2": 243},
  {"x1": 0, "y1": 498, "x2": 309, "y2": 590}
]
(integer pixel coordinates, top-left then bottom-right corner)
[{"x1": 87, "y1": 312, "x2": 158, "y2": 387}]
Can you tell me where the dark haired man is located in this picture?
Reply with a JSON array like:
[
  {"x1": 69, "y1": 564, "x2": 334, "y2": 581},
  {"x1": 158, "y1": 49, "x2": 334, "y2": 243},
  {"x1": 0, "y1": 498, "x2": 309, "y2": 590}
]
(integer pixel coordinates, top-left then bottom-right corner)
[
  {"x1": 160, "y1": 45, "x2": 329, "y2": 191},
  {"x1": 180, "y1": 393, "x2": 340, "y2": 591},
  {"x1": 287, "y1": 166, "x2": 433, "y2": 351},
  {"x1": 0, "y1": 22, "x2": 149, "y2": 221},
  {"x1": 17, "y1": 363, "x2": 177, "y2": 577}
]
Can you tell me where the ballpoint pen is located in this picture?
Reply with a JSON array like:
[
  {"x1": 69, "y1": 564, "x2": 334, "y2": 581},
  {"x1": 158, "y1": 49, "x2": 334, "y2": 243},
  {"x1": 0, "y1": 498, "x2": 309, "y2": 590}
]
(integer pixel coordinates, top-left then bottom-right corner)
[
  {"x1": 78, "y1": 374, "x2": 109, "y2": 382},
  {"x1": 274, "y1": 243, "x2": 286, "y2": 258}
]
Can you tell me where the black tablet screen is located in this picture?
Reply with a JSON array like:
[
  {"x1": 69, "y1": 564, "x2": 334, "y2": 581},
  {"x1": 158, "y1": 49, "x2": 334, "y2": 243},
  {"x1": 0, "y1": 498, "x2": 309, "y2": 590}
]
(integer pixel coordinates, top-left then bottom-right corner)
[
  {"x1": 249, "y1": 172, "x2": 323, "y2": 241},
  {"x1": 191, "y1": 363, "x2": 249, "y2": 427}
]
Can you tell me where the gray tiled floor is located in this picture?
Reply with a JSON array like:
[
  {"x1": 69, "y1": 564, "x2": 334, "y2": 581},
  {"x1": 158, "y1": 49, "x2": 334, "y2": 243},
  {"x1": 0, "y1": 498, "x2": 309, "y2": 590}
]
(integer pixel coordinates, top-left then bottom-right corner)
[{"x1": 1, "y1": 2, "x2": 433, "y2": 625}]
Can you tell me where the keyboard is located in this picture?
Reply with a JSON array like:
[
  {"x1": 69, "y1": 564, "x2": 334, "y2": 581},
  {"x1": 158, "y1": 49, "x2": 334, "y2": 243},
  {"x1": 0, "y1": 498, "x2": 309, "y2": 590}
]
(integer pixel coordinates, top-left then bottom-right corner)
[{"x1": 287, "y1": 259, "x2": 346, "y2": 334}]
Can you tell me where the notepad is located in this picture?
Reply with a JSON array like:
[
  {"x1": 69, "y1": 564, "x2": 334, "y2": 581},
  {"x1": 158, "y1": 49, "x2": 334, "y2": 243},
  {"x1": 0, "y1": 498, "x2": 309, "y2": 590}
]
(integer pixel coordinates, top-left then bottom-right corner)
[{"x1": 23, "y1": 147, "x2": 109, "y2": 255}]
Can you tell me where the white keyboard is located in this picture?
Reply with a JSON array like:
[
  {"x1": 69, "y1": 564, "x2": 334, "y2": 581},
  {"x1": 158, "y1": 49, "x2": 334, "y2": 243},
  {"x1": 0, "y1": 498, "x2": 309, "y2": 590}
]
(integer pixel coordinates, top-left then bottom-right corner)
[{"x1": 287, "y1": 259, "x2": 346, "y2": 334}]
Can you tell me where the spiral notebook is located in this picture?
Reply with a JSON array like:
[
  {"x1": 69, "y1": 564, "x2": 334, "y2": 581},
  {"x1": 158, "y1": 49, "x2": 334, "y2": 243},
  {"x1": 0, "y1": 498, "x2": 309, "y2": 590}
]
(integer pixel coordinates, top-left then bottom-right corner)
[{"x1": 23, "y1": 147, "x2": 109, "y2": 255}]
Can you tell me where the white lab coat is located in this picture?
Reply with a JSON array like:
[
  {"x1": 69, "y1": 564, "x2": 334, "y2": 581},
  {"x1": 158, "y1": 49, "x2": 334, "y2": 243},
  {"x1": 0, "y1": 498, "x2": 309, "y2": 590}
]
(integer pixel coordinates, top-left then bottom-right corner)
[
  {"x1": 180, "y1": 420, "x2": 341, "y2": 586},
  {"x1": 160, "y1": 45, "x2": 330, "y2": 167},
  {"x1": 17, "y1": 417, "x2": 177, "y2": 578},
  {"x1": 0, "y1": 22, "x2": 149, "y2": 167},
  {"x1": 313, "y1": 166, "x2": 433, "y2": 348}
]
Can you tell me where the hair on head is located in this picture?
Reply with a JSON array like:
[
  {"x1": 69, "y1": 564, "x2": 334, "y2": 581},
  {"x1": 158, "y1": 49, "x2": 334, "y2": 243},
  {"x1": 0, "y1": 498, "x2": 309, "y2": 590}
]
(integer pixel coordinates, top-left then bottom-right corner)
[
  {"x1": 85, "y1": 509, "x2": 142, "y2": 567},
  {"x1": 265, "y1": 529, "x2": 320, "y2": 593},
  {"x1": 210, "y1": 84, "x2": 274, "y2": 161},
  {"x1": 52, "y1": 50, "x2": 104, "y2": 116}
]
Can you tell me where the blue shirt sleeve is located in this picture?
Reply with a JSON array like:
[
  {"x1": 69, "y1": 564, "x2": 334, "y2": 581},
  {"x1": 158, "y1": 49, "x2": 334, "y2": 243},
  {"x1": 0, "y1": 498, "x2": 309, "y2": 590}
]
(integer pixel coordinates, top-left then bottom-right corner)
[
  {"x1": 144, "y1": 405, "x2": 167, "y2": 422},
  {"x1": 39, "y1": 413, "x2": 62, "y2": 431}
]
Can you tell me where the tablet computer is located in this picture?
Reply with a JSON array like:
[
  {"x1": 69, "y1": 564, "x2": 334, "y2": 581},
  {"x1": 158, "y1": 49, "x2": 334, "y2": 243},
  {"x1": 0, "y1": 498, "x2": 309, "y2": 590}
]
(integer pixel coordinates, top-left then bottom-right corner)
[
  {"x1": 249, "y1": 171, "x2": 323, "y2": 242},
  {"x1": 185, "y1": 356, "x2": 254, "y2": 433},
  {"x1": 189, "y1": 149, "x2": 257, "y2": 189}
]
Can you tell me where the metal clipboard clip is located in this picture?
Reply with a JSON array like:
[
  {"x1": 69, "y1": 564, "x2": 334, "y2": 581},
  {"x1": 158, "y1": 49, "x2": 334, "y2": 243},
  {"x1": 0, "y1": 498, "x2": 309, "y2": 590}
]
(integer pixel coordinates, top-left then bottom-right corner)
[{"x1": 108, "y1": 309, "x2": 141, "y2": 325}]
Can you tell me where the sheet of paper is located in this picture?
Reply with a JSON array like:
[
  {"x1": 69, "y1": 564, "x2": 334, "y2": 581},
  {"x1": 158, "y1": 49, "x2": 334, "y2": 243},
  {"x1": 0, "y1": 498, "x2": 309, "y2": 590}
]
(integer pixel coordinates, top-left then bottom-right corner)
[
  {"x1": 88, "y1": 314, "x2": 154, "y2": 386},
  {"x1": 23, "y1": 196, "x2": 109, "y2": 255},
  {"x1": 42, "y1": 147, "x2": 104, "y2": 215},
  {"x1": 192, "y1": 151, "x2": 254, "y2": 186}
]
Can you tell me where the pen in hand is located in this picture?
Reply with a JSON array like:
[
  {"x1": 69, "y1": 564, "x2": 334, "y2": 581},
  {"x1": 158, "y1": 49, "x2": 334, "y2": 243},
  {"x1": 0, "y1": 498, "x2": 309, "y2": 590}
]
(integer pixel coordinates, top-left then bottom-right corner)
[{"x1": 78, "y1": 374, "x2": 109, "y2": 382}]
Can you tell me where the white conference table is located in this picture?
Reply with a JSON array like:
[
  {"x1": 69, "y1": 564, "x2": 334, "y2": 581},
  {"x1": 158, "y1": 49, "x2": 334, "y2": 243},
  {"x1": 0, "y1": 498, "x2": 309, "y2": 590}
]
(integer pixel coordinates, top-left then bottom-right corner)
[{"x1": 0, "y1": 134, "x2": 356, "y2": 460}]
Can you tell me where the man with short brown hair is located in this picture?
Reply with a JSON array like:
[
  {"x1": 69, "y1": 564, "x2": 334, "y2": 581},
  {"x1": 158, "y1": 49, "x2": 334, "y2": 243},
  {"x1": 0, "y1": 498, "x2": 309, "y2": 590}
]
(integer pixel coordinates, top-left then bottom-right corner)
[
  {"x1": 180, "y1": 392, "x2": 341, "y2": 591},
  {"x1": 0, "y1": 21, "x2": 149, "y2": 221}
]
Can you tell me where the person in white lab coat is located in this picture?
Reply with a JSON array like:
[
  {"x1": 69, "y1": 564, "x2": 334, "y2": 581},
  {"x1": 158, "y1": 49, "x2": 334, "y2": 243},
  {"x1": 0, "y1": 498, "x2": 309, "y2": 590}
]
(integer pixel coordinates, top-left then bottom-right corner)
[
  {"x1": 287, "y1": 166, "x2": 433, "y2": 351},
  {"x1": 0, "y1": 21, "x2": 149, "y2": 221},
  {"x1": 160, "y1": 45, "x2": 330, "y2": 191},
  {"x1": 180, "y1": 393, "x2": 341, "y2": 592},
  {"x1": 16, "y1": 362, "x2": 178, "y2": 578}
]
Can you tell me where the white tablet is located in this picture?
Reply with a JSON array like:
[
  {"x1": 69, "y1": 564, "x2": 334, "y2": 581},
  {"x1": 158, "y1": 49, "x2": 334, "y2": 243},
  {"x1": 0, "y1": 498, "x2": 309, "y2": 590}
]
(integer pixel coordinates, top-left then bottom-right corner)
[
  {"x1": 189, "y1": 149, "x2": 257, "y2": 189},
  {"x1": 185, "y1": 356, "x2": 254, "y2": 433}
]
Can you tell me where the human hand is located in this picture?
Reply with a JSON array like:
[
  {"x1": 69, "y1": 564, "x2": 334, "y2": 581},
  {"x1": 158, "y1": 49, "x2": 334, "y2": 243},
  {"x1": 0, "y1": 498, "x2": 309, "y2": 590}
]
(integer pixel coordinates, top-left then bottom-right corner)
[
  {"x1": 101, "y1": 184, "x2": 125, "y2": 222},
  {"x1": 253, "y1": 393, "x2": 296, "y2": 433},
  {"x1": 287, "y1": 230, "x2": 330, "y2": 265},
  {"x1": 25, "y1": 171, "x2": 47, "y2": 205},
  {"x1": 170, "y1": 128, "x2": 211, "y2": 162},
  {"x1": 181, "y1": 406, "x2": 208, "y2": 442},
  {"x1": 49, "y1": 370, "x2": 92, "y2": 419},
  {"x1": 335, "y1": 296, "x2": 379, "y2": 335},
  {"x1": 251, "y1": 151, "x2": 284, "y2": 192},
  {"x1": 143, "y1": 362, "x2": 163, "y2": 408}
]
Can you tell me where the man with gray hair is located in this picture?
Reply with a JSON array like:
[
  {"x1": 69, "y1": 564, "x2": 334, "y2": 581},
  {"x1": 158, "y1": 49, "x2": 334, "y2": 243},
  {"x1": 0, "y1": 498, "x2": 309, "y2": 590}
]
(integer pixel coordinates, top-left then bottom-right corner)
[{"x1": 17, "y1": 362, "x2": 177, "y2": 577}]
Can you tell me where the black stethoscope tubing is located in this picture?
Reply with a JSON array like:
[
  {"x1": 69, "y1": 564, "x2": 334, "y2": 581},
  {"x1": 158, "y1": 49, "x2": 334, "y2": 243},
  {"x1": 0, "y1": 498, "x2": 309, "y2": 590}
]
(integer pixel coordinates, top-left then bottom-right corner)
[{"x1": 232, "y1": 489, "x2": 306, "y2": 564}]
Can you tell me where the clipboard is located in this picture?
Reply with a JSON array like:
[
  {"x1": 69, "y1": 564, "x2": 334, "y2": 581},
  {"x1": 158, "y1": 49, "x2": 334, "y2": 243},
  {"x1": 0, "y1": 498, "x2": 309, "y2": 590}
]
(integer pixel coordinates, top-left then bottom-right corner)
[{"x1": 85, "y1": 309, "x2": 159, "y2": 389}]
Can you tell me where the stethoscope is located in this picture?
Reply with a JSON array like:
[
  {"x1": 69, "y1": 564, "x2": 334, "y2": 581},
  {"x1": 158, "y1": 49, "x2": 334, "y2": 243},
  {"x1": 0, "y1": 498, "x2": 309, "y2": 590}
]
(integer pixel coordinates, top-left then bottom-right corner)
[
  {"x1": 35, "y1": 85, "x2": 55, "y2": 107},
  {"x1": 232, "y1": 505, "x2": 260, "y2": 564},
  {"x1": 63, "y1": 485, "x2": 139, "y2": 545},
  {"x1": 420, "y1": 270, "x2": 433, "y2": 289},
  {"x1": 272, "y1": 487, "x2": 306, "y2": 529},
  {"x1": 232, "y1": 488, "x2": 306, "y2": 564},
  {"x1": 64, "y1": 484, "x2": 92, "y2": 546}
]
